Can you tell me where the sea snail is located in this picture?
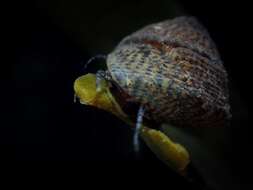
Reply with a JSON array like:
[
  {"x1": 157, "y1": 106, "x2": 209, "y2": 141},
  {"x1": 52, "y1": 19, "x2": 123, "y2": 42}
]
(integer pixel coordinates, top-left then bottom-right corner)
[
  {"x1": 97, "y1": 16, "x2": 231, "y2": 128},
  {"x1": 74, "y1": 16, "x2": 231, "y2": 171}
]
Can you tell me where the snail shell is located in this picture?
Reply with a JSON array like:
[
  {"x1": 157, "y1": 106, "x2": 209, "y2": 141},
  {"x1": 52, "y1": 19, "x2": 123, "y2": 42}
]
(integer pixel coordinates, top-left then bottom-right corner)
[{"x1": 107, "y1": 16, "x2": 231, "y2": 127}]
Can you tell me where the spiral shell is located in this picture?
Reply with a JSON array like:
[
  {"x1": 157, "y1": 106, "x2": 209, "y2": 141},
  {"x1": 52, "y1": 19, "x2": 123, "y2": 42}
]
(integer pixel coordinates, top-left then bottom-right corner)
[{"x1": 107, "y1": 16, "x2": 231, "y2": 127}]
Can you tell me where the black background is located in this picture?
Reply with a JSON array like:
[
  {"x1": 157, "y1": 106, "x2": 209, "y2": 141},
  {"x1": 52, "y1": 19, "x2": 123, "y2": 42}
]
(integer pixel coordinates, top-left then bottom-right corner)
[{"x1": 6, "y1": 0, "x2": 253, "y2": 189}]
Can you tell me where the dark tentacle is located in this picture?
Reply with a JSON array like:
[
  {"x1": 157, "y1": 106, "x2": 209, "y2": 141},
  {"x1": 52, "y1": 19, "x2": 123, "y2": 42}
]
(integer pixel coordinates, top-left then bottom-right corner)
[
  {"x1": 84, "y1": 54, "x2": 107, "y2": 70},
  {"x1": 133, "y1": 105, "x2": 145, "y2": 153}
]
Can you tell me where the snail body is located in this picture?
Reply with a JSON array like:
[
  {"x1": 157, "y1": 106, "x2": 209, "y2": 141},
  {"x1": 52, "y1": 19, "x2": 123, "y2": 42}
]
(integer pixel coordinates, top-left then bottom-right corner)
[
  {"x1": 106, "y1": 16, "x2": 231, "y2": 127},
  {"x1": 74, "y1": 16, "x2": 231, "y2": 171}
]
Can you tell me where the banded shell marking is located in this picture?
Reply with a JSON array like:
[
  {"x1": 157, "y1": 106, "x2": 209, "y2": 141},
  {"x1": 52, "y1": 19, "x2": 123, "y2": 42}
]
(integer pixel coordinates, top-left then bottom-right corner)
[{"x1": 107, "y1": 16, "x2": 231, "y2": 127}]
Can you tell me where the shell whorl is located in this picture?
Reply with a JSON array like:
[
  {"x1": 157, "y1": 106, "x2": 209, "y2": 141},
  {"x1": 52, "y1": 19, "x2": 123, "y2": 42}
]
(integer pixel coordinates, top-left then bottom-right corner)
[{"x1": 107, "y1": 16, "x2": 231, "y2": 127}]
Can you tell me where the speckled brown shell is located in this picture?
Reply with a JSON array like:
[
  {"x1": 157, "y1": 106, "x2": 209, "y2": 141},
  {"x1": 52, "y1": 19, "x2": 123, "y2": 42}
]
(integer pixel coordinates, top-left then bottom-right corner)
[{"x1": 107, "y1": 16, "x2": 231, "y2": 127}]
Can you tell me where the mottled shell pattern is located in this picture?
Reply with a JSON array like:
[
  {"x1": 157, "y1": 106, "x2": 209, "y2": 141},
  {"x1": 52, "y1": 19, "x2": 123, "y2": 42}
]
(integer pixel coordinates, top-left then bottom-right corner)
[{"x1": 107, "y1": 16, "x2": 231, "y2": 127}]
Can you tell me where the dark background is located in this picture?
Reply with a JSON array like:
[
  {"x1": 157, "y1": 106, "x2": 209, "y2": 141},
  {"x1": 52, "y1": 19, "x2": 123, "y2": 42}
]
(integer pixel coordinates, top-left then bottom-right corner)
[{"x1": 6, "y1": 0, "x2": 252, "y2": 189}]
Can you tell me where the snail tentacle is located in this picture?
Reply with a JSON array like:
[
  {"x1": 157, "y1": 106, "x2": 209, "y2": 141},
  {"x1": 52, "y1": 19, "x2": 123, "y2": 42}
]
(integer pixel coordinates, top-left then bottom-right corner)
[
  {"x1": 84, "y1": 54, "x2": 107, "y2": 70},
  {"x1": 133, "y1": 105, "x2": 145, "y2": 154}
]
